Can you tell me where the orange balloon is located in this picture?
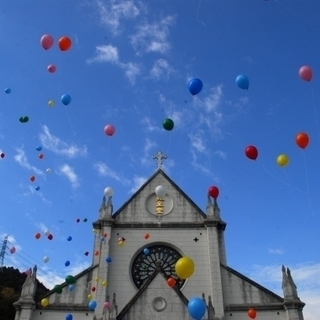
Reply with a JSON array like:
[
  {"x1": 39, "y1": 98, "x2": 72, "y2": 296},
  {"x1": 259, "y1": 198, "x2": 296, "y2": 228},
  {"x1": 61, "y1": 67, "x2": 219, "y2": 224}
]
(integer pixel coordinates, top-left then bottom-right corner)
[
  {"x1": 167, "y1": 277, "x2": 176, "y2": 287},
  {"x1": 296, "y1": 132, "x2": 309, "y2": 149},
  {"x1": 58, "y1": 36, "x2": 72, "y2": 51},
  {"x1": 248, "y1": 308, "x2": 257, "y2": 319}
]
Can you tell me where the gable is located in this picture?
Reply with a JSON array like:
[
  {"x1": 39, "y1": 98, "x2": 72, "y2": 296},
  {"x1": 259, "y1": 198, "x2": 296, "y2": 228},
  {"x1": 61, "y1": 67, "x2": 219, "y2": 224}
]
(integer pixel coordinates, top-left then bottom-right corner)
[{"x1": 113, "y1": 170, "x2": 206, "y2": 225}]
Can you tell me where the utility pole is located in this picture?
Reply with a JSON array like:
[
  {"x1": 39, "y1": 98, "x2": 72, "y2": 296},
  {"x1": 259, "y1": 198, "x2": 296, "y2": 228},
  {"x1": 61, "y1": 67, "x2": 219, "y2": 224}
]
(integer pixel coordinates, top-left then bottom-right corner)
[{"x1": 0, "y1": 234, "x2": 8, "y2": 272}]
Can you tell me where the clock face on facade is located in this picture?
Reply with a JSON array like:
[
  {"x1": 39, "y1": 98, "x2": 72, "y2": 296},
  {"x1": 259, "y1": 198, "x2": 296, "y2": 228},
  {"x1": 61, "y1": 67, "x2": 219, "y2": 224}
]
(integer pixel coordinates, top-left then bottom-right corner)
[{"x1": 131, "y1": 244, "x2": 185, "y2": 289}]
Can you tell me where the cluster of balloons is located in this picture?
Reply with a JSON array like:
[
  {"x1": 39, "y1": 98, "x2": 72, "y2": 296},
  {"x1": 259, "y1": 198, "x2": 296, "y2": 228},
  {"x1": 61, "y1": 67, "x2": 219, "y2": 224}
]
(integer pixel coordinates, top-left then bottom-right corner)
[{"x1": 40, "y1": 34, "x2": 72, "y2": 51}]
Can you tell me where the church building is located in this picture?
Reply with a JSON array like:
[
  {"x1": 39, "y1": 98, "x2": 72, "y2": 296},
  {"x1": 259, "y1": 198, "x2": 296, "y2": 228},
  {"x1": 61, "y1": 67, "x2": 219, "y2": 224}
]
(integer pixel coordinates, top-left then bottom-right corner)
[{"x1": 14, "y1": 152, "x2": 305, "y2": 319}]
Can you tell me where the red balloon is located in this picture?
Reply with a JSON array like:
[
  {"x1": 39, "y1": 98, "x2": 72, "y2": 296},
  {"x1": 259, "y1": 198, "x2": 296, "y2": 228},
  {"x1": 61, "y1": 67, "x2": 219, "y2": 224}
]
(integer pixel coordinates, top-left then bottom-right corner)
[
  {"x1": 40, "y1": 34, "x2": 54, "y2": 50},
  {"x1": 38, "y1": 153, "x2": 44, "y2": 159},
  {"x1": 144, "y1": 233, "x2": 150, "y2": 240},
  {"x1": 10, "y1": 247, "x2": 16, "y2": 254},
  {"x1": 47, "y1": 64, "x2": 56, "y2": 73},
  {"x1": 299, "y1": 66, "x2": 313, "y2": 82},
  {"x1": 104, "y1": 125, "x2": 115, "y2": 136},
  {"x1": 167, "y1": 277, "x2": 176, "y2": 287},
  {"x1": 208, "y1": 186, "x2": 219, "y2": 199},
  {"x1": 30, "y1": 176, "x2": 36, "y2": 182},
  {"x1": 35, "y1": 232, "x2": 41, "y2": 239},
  {"x1": 0, "y1": 153, "x2": 5, "y2": 158},
  {"x1": 92, "y1": 287, "x2": 96, "y2": 292},
  {"x1": 296, "y1": 132, "x2": 309, "y2": 149},
  {"x1": 58, "y1": 36, "x2": 72, "y2": 51},
  {"x1": 245, "y1": 146, "x2": 258, "y2": 160},
  {"x1": 47, "y1": 234, "x2": 53, "y2": 240},
  {"x1": 248, "y1": 308, "x2": 257, "y2": 319}
]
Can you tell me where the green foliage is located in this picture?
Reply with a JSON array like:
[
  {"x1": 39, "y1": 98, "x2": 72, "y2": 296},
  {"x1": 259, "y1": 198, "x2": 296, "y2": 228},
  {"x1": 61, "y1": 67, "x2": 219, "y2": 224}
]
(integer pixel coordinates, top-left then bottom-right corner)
[{"x1": 0, "y1": 267, "x2": 49, "y2": 320}]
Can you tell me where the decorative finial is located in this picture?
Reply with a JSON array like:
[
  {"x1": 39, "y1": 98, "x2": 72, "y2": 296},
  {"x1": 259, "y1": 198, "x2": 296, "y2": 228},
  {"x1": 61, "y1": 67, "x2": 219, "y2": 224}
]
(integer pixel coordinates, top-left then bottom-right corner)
[{"x1": 152, "y1": 151, "x2": 167, "y2": 170}]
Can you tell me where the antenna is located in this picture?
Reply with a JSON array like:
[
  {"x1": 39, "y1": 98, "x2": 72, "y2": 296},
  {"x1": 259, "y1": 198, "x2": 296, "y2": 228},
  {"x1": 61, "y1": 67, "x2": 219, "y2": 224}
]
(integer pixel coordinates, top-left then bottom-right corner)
[{"x1": 0, "y1": 235, "x2": 8, "y2": 272}]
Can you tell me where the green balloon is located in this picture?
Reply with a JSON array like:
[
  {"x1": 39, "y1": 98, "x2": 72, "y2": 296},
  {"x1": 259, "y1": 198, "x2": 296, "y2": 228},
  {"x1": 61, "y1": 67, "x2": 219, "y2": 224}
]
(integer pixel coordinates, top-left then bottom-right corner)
[
  {"x1": 23, "y1": 116, "x2": 29, "y2": 123},
  {"x1": 19, "y1": 117, "x2": 24, "y2": 123},
  {"x1": 163, "y1": 118, "x2": 174, "y2": 131},
  {"x1": 65, "y1": 275, "x2": 75, "y2": 285},
  {"x1": 54, "y1": 284, "x2": 62, "y2": 294}
]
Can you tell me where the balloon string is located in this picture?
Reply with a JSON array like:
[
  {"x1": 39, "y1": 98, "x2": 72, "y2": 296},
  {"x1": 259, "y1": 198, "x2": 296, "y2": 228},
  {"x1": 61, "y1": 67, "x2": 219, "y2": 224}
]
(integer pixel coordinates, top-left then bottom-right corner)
[
  {"x1": 258, "y1": 161, "x2": 292, "y2": 188},
  {"x1": 166, "y1": 134, "x2": 171, "y2": 157},
  {"x1": 196, "y1": 0, "x2": 206, "y2": 27},
  {"x1": 282, "y1": 169, "x2": 293, "y2": 193},
  {"x1": 65, "y1": 107, "x2": 76, "y2": 136},
  {"x1": 302, "y1": 151, "x2": 315, "y2": 215}
]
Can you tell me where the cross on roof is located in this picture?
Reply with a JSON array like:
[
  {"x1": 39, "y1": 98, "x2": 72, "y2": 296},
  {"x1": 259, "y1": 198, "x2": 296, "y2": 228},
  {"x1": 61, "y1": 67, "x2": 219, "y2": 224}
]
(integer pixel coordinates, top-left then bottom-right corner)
[{"x1": 152, "y1": 151, "x2": 167, "y2": 170}]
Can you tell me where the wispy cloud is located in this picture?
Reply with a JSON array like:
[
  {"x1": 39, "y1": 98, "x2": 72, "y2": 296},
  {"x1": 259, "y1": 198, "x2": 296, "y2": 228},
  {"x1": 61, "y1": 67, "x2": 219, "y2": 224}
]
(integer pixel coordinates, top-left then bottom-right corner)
[
  {"x1": 0, "y1": 233, "x2": 22, "y2": 253},
  {"x1": 189, "y1": 134, "x2": 207, "y2": 154},
  {"x1": 23, "y1": 186, "x2": 52, "y2": 205},
  {"x1": 94, "y1": 0, "x2": 141, "y2": 35},
  {"x1": 130, "y1": 175, "x2": 147, "y2": 193},
  {"x1": 14, "y1": 148, "x2": 43, "y2": 175},
  {"x1": 150, "y1": 59, "x2": 174, "y2": 80},
  {"x1": 214, "y1": 150, "x2": 226, "y2": 159},
  {"x1": 141, "y1": 117, "x2": 160, "y2": 132},
  {"x1": 93, "y1": 162, "x2": 130, "y2": 185},
  {"x1": 268, "y1": 248, "x2": 284, "y2": 255},
  {"x1": 58, "y1": 164, "x2": 79, "y2": 188},
  {"x1": 87, "y1": 45, "x2": 140, "y2": 84},
  {"x1": 130, "y1": 15, "x2": 175, "y2": 55},
  {"x1": 39, "y1": 125, "x2": 87, "y2": 158},
  {"x1": 140, "y1": 138, "x2": 157, "y2": 165}
]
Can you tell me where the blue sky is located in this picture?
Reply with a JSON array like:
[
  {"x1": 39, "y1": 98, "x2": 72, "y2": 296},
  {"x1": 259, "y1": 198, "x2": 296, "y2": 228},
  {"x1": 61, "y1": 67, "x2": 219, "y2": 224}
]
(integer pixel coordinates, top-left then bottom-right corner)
[{"x1": 1, "y1": 0, "x2": 320, "y2": 318}]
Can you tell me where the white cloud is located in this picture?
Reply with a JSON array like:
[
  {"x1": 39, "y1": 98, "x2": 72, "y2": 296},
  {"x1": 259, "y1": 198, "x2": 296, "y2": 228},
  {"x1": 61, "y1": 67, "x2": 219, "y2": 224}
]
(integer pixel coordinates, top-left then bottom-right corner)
[
  {"x1": 130, "y1": 175, "x2": 147, "y2": 193},
  {"x1": 247, "y1": 263, "x2": 320, "y2": 320},
  {"x1": 39, "y1": 125, "x2": 87, "y2": 158},
  {"x1": 268, "y1": 248, "x2": 284, "y2": 255},
  {"x1": 94, "y1": 0, "x2": 141, "y2": 35},
  {"x1": 214, "y1": 150, "x2": 226, "y2": 159},
  {"x1": 0, "y1": 233, "x2": 22, "y2": 253},
  {"x1": 189, "y1": 134, "x2": 207, "y2": 153},
  {"x1": 58, "y1": 164, "x2": 79, "y2": 188},
  {"x1": 14, "y1": 148, "x2": 43, "y2": 175},
  {"x1": 140, "y1": 138, "x2": 157, "y2": 165},
  {"x1": 120, "y1": 61, "x2": 140, "y2": 84},
  {"x1": 130, "y1": 15, "x2": 175, "y2": 55},
  {"x1": 141, "y1": 117, "x2": 160, "y2": 132},
  {"x1": 93, "y1": 162, "x2": 130, "y2": 185},
  {"x1": 150, "y1": 59, "x2": 174, "y2": 80},
  {"x1": 24, "y1": 186, "x2": 52, "y2": 205},
  {"x1": 202, "y1": 85, "x2": 223, "y2": 113}
]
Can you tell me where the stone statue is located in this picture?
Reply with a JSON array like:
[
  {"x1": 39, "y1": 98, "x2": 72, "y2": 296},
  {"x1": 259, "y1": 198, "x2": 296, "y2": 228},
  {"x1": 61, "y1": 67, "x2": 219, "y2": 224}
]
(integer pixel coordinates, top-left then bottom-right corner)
[{"x1": 21, "y1": 265, "x2": 37, "y2": 299}]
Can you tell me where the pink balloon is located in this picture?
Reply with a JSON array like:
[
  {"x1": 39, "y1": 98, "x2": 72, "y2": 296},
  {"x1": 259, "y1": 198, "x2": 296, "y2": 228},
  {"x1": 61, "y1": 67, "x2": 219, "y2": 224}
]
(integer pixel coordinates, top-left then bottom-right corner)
[
  {"x1": 40, "y1": 34, "x2": 54, "y2": 50},
  {"x1": 10, "y1": 247, "x2": 16, "y2": 254},
  {"x1": 47, "y1": 64, "x2": 56, "y2": 73},
  {"x1": 299, "y1": 66, "x2": 313, "y2": 82},
  {"x1": 104, "y1": 301, "x2": 111, "y2": 309},
  {"x1": 104, "y1": 125, "x2": 115, "y2": 136}
]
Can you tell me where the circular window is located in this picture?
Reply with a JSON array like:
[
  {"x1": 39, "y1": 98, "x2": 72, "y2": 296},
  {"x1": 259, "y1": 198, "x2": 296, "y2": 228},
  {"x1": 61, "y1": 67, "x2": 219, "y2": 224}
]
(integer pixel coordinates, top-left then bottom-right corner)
[
  {"x1": 131, "y1": 244, "x2": 185, "y2": 289},
  {"x1": 152, "y1": 297, "x2": 167, "y2": 312}
]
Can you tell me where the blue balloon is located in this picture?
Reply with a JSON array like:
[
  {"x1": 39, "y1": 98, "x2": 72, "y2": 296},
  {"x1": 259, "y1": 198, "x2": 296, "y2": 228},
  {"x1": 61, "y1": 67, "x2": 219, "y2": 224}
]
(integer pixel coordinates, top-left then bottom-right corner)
[
  {"x1": 68, "y1": 284, "x2": 75, "y2": 291},
  {"x1": 4, "y1": 88, "x2": 11, "y2": 94},
  {"x1": 35, "y1": 186, "x2": 40, "y2": 191},
  {"x1": 101, "y1": 236, "x2": 105, "y2": 242},
  {"x1": 61, "y1": 94, "x2": 72, "y2": 105},
  {"x1": 106, "y1": 256, "x2": 112, "y2": 263},
  {"x1": 88, "y1": 300, "x2": 97, "y2": 310},
  {"x1": 188, "y1": 78, "x2": 203, "y2": 96},
  {"x1": 66, "y1": 314, "x2": 73, "y2": 320},
  {"x1": 67, "y1": 236, "x2": 72, "y2": 241},
  {"x1": 188, "y1": 297, "x2": 206, "y2": 320},
  {"x1": 235, "y1": 75, "x2": 249, "y2": 90},
  {"x1": 35, "y1": 146, "x2": 42, "y2": 151},
  {"x1": 65, "y1": 261, "x2": 70, "y2": 267},
  {"x1": 143, "y1": 248, "x2": 150, "y2": 255}
]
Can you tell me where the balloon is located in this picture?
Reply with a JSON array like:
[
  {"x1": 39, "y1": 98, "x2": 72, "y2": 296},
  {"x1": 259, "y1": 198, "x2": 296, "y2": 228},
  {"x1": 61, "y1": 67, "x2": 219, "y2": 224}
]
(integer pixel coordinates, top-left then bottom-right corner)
[
  {"x1": 235, "y1": 74, "x2": 249, "y2": 90},
  {"x1": 65, "y1": 275, "x2": 75, "y2": 284},
  {"x1": 84, "y1": 251, "x2": 89, "y2": 256},
  {"x1": 167, "y1": 277, "x2": 176, "y2": 287},
  {"x1": 10, "y1": 247, "x2": 16, "y2": 254},
  {"x1": 188, "y1": 297, "x2": 206, "y2": 320},
  {"x1": 44, "y1": 230, "x2": 50, "y2": 236},
  {"x1": 30, "y1": 176, "x2": 36, "y2": 182},
  {"x1": 95, "y1": 250, "x2": 99, "y2": 256},
  {"x1": 95, "y1": 277, "x2": 100, "y2": 282},
  {"x1": 41, "y1": 298, "x2": 49, "y2": 307},
  {"x1": 155, "y1": 185, "x2": 167, "y2": 198},
  {"x1": 40, "y1": 34, "x2": 54, "y2": 50},
  {"x1": 175, "y1": 257, "x2": 195, "y2": 279},
  {"x1": 0, "y1": 153, "x2": 5, "y2": 158},
  {"x1": 35, "y1": 146, "x2": 42, "y2": 151},
  {"x1": 35, "y1": 232, "x2": 41, "y2": 239},
  {"x1": 19, "y1": 116, "x2": 29, "y2": 123},
  {"x1": 4, "y1": 88, "x2": 11, "y2": 94},
  {"x1": 87, "y1": 294, "x2": 92, "y2": 300},
  {"x1": 104, "y1": 124, "x2": 115, "y2": 136},
  {"x1": 104, "y1": 301, "x2": 111, "y2": 309},
  {"x1": 102, "y1": 280, "x2": 107, "y2": 286},
  {"x1": 144, "y1": 233, "x2": 150, "y2": 239},
  {"x1": 208, "y1": 186, "x2": 219, "y2": 199},
  {"x1": 66, "y1": 314, "x2": 73, "y2": 320},
  {"x1": 296, "y1": 132, "x2": 309, "y2": 149},
  {"x1": 76, "y1": 218, "x2": 80, "y2": 223},
  {"x1": 61, "y1": 94, "x2": 71, "y2": 105},
  {"x1": 35, "y1": 186, "x2": 40, "y2": 191},
  {"x1": 106, "y1": 257, "x2": 112, "y2": 263},
  {"x1": 38, "y1": 153, "x2": 44, "y2": 159},
  {"x1": 299, "y1": 66, "x2": 313, "y2": 82},
  {"x1": 143, "y1": 248, "x2": 150, "y2": 255},
  {"x1": 47, "y1": 234, "x2": 53, "y2": 240},
  {"x1": 91, "y1": 286, "x2": 96, "y2": 292},
  {"x1": 43, "y1": 256, "x2": 49, "y2": 263},
  {"x1": 69, "y1": 284, "x2": 75, "y2": 291},
  {"x1": 163, "y1": 118, "x2": 174, "y2": 131},
  {"x1": 83, "y1": 218, "x2": 88, "y2": 222},
  {"x1": 118, "y1": 240, "x2": 124, "y2": 247},
  {"x1": 65, "y1": 261, "x2": 70, "y2": 267},
  {"x1": 245, "y1": 146, "x2": 258, "y2": 160},
  {"x1": 48, "y1": 100, "x2": 55, "y2": 107},
  {"x1": 248, "y1": 308, "x2": 257, "y2": 319},
  {"x1": 54, "y1": 284, "x2": 62, "y2": 294},
  {"x1": 104, "y1": 186, "x2": 114, "y2": 197},
  {"x1": 47, "y1": 64, "x2": 56, "y2": 73},
  {"x1": 67, "y1": 236, "x2": 72, "y2": 241},
  {"x1": 59, "y1": 36, "x2": 72, "y2": 51},
  {"x1": 88, "y1": 300, "x2": 97, "y2": 310},
  {"x1": 277, "y1": 154, "x2": 289, "y2": 167},
  {"x1": 188, "y1": 78, "x2": 203, "y2": 95}
]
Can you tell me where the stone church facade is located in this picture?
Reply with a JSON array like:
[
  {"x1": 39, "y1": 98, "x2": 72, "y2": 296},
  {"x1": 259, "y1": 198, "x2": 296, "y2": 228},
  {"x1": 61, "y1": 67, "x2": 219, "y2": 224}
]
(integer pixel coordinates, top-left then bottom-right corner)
[{"x1": 14, "y1": 157, "x2": 305, "y2": 319}]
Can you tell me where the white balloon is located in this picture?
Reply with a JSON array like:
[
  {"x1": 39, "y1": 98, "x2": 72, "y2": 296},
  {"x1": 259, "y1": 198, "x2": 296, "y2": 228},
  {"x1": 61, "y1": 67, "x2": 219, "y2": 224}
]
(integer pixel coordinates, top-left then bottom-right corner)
[
  {"x1": 46, "y1": 168, "x2": 52, "y2": 174},
  {"x1": 44, "y1": 230, "x2": 50, "y2": 236},
  {"x1": 155, "y1": 185, "x2": 167, "y2": 198},
  {"x1": 43, "y1": 256, "x2": 49, "y2": 263},
  {"x1": 104, "y1": 187, "x2": 114, "y2": 197}
]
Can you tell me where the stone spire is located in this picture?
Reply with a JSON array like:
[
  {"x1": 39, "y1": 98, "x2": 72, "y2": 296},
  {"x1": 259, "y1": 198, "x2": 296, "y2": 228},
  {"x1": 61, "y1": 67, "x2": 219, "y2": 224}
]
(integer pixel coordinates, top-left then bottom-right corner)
[
  {"x1": 152, "y1": 151, "x2": 167, "y2": 170},
  {"x1": 99, "y1": 195, "x2": 113, "y2": 220},
  {"x1": 282, "y1": 265, "x2": 298, "y2": 299},
  {"x1": 206, "y1": 194, "x2": 220, "y2": 220}
]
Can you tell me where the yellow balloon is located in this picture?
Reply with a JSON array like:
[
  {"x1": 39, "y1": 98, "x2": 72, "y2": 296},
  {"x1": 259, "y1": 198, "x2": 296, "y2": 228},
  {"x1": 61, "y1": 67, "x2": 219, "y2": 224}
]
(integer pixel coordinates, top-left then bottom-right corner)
[
  {"x1": 88, "y1": 294, "x2": 92, "y2": 300},
  {"x1": 41, "y1": 298, "x2": 49, "y2": 307},
  {"x1": 48, "y1": 100, "x2": 55, "y2": 107},
  {"x1": 118, "y1": 240, "x2": 124, "y2": 247},
  {"x1": 95, "y1": 277, "x2": 100, "y2": 282},
  {"x1": 102, "y1": 280, "x2": 107, "y2": 287},
  {"x1": 175, "y1": 257, "x2": 195, "y2": 279},
  {"x1": 277, "y1": 154, "x2": 289, "y2": 167}
]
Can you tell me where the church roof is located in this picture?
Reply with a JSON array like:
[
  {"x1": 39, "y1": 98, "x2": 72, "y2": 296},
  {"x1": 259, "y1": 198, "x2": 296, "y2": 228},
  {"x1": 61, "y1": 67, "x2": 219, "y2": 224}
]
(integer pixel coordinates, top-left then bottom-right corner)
[{"x1": 112, "y1": 168, "x2": 207, "y2": 219}]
